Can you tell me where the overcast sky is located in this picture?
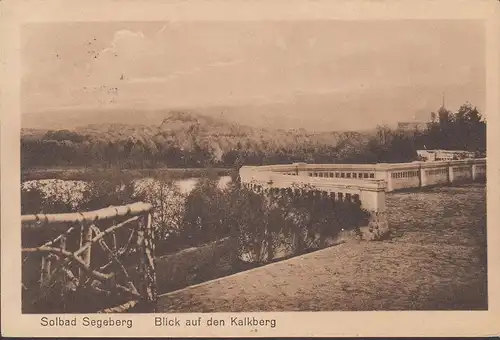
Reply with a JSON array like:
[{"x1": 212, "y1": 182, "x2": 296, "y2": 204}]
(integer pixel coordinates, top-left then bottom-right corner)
[{"x1": 21, "y1": 20, "x2": 485, "y2": 130}]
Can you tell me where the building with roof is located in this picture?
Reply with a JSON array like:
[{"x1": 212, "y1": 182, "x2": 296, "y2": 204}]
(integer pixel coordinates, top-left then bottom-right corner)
[
  {"x1": 397, "y1": 121, "x2": 431, "y2": 132},
  {"x1": 417, "y1": 149, "x2": 476, "y2": 161}
]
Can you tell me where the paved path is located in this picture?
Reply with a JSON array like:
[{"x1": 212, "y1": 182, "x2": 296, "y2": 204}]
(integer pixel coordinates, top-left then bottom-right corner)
[{"x1": 157, "y1": 183, "x2": 487, "y2": 312}]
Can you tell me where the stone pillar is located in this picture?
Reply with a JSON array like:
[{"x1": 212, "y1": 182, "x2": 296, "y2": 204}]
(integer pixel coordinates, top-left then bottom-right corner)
[
  {"x1": 374, "y1": 164, "x2": 388, "y2": 180},
  {"x1": 420, "y1": 166, "x2": 428, "y2": 187},
  {"x1": 375, "y1": 163, "x2": 391, "y2": 192},
  {"x1": 448, "y1": 162, "x2": 455, "y2": 183},
  {"x1": 467, "y1": 160, "x2": 473, "y2": 181},
  {"x1": 471, "y1": 162, "x2": 478, "y2": 180},
  {"x1": 473, "y1": 160, "x2": 486, "y2": 180},
  {"x1": 414, "y1": 161, "x2": 424, "y2": 188},
  {"x1": 358, "y1": 181, "x2": 389, "y2": 241},
  {"x1": 359, "y1": 185, "x2": 386, "y2": 212}
]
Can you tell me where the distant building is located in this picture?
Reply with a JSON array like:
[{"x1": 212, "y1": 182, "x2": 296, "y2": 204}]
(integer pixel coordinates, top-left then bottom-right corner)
[
  {"x1": 397, "y1": 121, "x2": 430, "y2": 132},
  {"x1": 417, "y1": 149, "x2": 476, "y2": 161}
]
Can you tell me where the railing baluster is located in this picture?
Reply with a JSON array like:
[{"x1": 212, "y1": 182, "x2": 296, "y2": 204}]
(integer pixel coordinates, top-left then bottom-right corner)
[
  {"x1": 58, "y1": 234, "x2": 67, "y2": 277},
  {"x1": 136, "y1": 212, "x2": 157, "y2": 312},
  {"x1": 147, "y1": 213, "x2": 157, "y2": 309},
  {"x1": 40, "y1": 255, "x2": 51, "y2": 287},
  {"x1": 78, "y1": 221, "x2": 93, "y2": 286}
]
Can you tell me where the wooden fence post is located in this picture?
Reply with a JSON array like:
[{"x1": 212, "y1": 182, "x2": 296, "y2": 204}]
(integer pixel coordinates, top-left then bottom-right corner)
[
  {"x1": 137, "y1": 212, "x2": 157, "y2": 312},
  {"x1": 40, "y1": 256, "x2": 51, "y2": 287},
  {"x1": 40, "y1": 231, "x2": 68, "y2": 287},
  {"x1": 78, "y1": 221, "x2": 93, "y2": 286}
]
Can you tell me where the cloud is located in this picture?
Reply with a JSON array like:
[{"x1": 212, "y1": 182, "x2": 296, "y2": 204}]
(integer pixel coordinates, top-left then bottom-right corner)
[
  {"x1": 83, "y1": 29, "x2": 150, "y2": 85},
  {"x1": 207, "y1": 59, "x2": 243, "y2": 68},
  {"x1": 87, "y1": 27, "x2": 246, "y2": 87},
  {"x1": 127, "y1": 76, "x2": 172, "y2": 84},
  {"x1": 126, "y1": 58, "x2": 244, "y2": 84},
  {"x1": 99, "y1": 30, "x2": 146, "y2": 56},
  {"x1": 156, "y1": 24, "x2": 168, "y2": 35}
]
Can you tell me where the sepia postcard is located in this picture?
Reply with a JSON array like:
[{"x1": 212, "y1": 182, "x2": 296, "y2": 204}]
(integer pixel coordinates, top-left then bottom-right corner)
[{"x1": 1, "y1": 0, "x2": 500, "y2": 337}]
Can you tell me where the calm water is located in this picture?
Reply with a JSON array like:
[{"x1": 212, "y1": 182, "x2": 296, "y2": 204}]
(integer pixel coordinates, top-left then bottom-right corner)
[
  {"x1": 22, "y1": 176, "x2": 233, "y2": 196},
  {"x1": 175, "y1": 176, "x2": 232, "y2": 194}
]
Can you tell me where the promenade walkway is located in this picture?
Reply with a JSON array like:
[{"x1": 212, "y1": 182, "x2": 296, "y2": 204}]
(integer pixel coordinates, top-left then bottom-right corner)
[{"x1": 157, "y1": 183, "x2": 487, "y2": 312}]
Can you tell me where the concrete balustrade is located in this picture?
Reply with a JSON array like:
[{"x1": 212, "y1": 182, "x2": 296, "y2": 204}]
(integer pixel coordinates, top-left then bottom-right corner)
[
  {"x1": 255, "y1": 159, "x2": 486, "y2": 192},
  {"x1": 240, "y1": 164, "x2": 386, "y2": 212},
  {"x1": 239, "y1": 158, "x2": 486, "y2": 244},
  {"x1": 240, "y1": 166, "x2": 386, "y2": 213},
  {"x1": 237, "y1": 158, "x2": 486, "y2": 263},
  {"x1": 472, "y1": 159, "x2": 487, "y2": 180},
  {"x1": 240, "y1": 158, "x2": 486, "y2": 206},
  {"x1": 419, "y1": 161, "x2": 450, "y2": 187},
  {"x1": 240, "y1": 163, "x2": 390, "y2": 247},
  {"x1": 378, "y1": 162, "x2": 422, "y2": 191}
]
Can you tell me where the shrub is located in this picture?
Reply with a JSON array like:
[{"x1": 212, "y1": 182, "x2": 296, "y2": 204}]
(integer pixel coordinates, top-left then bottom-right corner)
[
  {"x1": 133, "y1": 176, "x2": 186, "y2": 254},
  {"x1": 224, "y1": 187, "x2": 270, "y2": 263},
  {"x1": 79, "y1": 173, "x2": 136, "y2": 211},
  {"x1": 181, "y1": 177, "x2": 230, "y2": 246},
  {"x1": 21, "y1": 180, "x2": 83, "y2": 214},
  {"x1": 221, "y1": 182, "x2": 370, "y2": 264}
]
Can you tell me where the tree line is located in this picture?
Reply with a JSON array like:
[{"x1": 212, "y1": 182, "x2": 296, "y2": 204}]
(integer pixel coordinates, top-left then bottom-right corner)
[{"x1": 21, "y1": 102, "x2": 486, "y2": 170}]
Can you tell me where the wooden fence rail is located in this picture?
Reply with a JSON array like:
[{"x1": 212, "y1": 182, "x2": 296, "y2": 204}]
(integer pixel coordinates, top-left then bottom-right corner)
[{"x1": 21, "y1": 202, "x2": 157, "y2": 313}]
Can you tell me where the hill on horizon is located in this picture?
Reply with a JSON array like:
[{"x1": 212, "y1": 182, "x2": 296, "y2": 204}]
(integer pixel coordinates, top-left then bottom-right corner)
[
  {"x1": 21, "y1": 109, "x2": 373, "y2": 167},
  {"x1": 21, "y1": 105, "x2": 379, "y2": 133},
  {"x1": 21, "y1": 82, "x2": 481, "y2": 133}
]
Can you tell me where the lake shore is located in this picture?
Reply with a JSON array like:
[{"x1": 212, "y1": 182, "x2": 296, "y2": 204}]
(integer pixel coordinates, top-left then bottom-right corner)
[{"x1": 21, "y1": 166, "x2": 234, "y2": 182}]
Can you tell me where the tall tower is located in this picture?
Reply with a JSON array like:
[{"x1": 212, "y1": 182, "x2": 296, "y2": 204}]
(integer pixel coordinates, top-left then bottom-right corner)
[{"x1": 436, "y1": 91, "x2": 449, "y2": 124}]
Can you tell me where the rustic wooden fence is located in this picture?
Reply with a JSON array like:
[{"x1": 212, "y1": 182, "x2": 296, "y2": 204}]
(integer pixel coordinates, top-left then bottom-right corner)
[{"x1": 21, "y1": 202, "x2": 157, "y2": 313}]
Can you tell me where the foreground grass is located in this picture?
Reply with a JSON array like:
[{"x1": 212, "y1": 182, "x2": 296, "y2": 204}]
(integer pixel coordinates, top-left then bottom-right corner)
[{"x1": 157, "y1": 183, "x2": 487, "y2": 311}]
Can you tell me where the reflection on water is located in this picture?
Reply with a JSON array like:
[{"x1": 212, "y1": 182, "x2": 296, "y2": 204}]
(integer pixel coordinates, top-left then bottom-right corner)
[
  {"x1": 175, "y1": 176, "x2": 232, "y2": 195},
  {"x1": 22, "y1": 176, "x2": 233, "y2": 199}
]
